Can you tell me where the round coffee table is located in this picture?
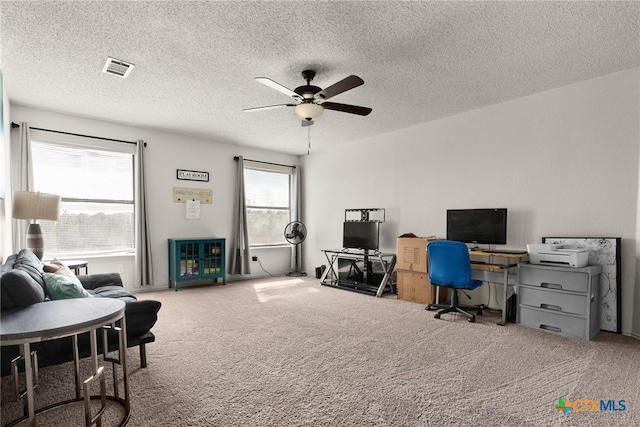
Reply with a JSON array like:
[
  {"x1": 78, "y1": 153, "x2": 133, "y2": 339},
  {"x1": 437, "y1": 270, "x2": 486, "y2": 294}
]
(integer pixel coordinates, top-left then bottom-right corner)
[{"x1": 1, "y1": 298, "x2": 129, "y2": 426}]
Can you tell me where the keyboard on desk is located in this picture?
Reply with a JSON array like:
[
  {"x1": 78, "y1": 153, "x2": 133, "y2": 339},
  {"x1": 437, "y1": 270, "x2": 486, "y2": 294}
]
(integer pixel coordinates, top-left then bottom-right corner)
[{"x1": 474, "y1": 249, "x2": 528, "y2": 255}]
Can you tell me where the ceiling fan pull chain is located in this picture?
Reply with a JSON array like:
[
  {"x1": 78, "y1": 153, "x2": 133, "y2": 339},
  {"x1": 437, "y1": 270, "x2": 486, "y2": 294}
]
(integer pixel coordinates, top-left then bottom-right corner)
[{"x1": 308, "y1": 126, "x2": 311, "y2": 155}]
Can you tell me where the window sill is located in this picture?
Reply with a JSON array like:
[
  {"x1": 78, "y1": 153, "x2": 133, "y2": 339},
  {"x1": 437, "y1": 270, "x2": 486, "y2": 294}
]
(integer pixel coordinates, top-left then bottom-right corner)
[{"x1": 47, "y1": 252, "x2": 135, "y2": 262}]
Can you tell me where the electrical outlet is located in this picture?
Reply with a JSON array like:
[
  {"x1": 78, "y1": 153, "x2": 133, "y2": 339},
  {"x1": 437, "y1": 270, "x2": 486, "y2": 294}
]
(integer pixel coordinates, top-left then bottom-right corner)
[
  {"x1": 252, "y1": 256, "x2": 258, "y2": 262},
  {"x1": 116, "y1": 264, "x2": 125, "y2": 274}
]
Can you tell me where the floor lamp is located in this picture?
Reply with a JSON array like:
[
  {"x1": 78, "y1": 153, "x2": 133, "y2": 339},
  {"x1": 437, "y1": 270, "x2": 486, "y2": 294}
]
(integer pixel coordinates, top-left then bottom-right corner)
[{"x1": 12, "y1": 191, "x2": 61, "y2": 260}]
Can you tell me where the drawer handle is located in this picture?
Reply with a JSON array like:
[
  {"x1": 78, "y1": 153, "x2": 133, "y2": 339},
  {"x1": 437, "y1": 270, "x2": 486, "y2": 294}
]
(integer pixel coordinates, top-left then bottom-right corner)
[
  {"x1": 540, "y1": 303, "x2": 562, "y2": 312},
  {"x1": 540, "y1": 324, "x2": 561, "y2": 333},
  {"x1": 540, "y1": 282, "x2": 562, "y2": 290}
]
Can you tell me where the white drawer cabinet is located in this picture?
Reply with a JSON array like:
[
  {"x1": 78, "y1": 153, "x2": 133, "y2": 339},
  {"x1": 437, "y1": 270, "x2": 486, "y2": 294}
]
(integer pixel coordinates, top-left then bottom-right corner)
[{"x1": 517, "y1": 263, "x2": 601, "y2": 339}]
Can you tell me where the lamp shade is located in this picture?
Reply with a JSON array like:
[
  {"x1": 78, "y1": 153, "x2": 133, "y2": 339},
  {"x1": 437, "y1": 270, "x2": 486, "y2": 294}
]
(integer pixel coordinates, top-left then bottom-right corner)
[
  {"x1": 12, "y1": 191, "x2": 61, "y2": 221},
  {"x1": 294, "y1": 103, "x2": 323, "y2": 121}
]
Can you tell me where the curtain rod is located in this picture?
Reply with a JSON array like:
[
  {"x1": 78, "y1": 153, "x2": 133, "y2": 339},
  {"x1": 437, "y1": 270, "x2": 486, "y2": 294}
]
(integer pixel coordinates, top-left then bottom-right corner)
[
  {"x1": 233, "y1": 156, "x2": 296, "y2": 169},
  {"x1": 11, "y1": 122, "x2": 139, "y2": 145}
]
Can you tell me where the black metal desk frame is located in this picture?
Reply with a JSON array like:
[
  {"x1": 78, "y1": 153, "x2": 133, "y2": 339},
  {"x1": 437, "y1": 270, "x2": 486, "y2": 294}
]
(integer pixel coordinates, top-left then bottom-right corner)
[{"x1": 468, "y1": 251, "x2": 529, "y2": 325}]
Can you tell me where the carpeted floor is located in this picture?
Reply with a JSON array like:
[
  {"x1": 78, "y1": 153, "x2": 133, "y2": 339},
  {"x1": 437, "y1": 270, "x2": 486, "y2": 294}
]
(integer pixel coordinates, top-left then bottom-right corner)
[{"x1": 2, "y1": 276, "x2": 639, "y2": 426}]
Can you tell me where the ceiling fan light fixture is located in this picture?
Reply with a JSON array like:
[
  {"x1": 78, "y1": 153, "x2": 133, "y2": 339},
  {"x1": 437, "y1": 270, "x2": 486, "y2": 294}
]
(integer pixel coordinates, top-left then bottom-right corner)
[{"x1": 294, "y1": 103, "x2": 323, "y2": 121}]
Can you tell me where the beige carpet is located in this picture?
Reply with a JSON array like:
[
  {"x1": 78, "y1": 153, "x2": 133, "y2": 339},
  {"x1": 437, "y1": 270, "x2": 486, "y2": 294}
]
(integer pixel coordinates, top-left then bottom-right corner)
[{"x1": 2, "y1": 276, "x2": 639, "y2": 426}]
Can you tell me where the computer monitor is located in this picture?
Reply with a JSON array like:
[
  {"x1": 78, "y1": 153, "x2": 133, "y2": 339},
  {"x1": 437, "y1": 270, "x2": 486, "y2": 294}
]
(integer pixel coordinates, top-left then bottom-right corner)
[
  {"x1": 343, "y1": 221, "x2": 379, "y2": 251},
  {"x1": 446, "y1": 208, "x2": 507, "y2": 245}
]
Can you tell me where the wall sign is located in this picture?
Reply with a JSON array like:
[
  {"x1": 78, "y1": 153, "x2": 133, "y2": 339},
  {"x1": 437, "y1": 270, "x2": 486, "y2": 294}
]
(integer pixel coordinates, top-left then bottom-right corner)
[
  {"x1": 173, "y1": 187, "x2": 212, "y2": 204},
  {"x1": 177, "y1": 169, "x2": 209, "y2": 182},
  {"x1": 186, "y1": 199, "x2": 200, "y2": 219}
]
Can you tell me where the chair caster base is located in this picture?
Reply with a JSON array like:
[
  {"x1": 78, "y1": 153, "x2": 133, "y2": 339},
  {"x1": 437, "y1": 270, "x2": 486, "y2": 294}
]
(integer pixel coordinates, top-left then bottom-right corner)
[{"x1": 426, "y1": 304, "x2": 448, "y2": 311}]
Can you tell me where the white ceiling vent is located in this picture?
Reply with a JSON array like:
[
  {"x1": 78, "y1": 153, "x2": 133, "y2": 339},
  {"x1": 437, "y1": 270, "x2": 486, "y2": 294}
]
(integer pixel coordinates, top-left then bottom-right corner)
[{"x1": 102, "y1": 57, "x2": 134, "y2": 78}]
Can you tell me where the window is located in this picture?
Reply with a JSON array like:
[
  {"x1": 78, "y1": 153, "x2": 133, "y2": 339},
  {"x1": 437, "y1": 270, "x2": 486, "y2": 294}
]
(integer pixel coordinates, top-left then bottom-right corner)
[
  {"x1": 243, "y1": 161, "x2": 294, "y2": 246},
  {"x1": 31, "y1": 138, "x2": 135, "y2": 257}
]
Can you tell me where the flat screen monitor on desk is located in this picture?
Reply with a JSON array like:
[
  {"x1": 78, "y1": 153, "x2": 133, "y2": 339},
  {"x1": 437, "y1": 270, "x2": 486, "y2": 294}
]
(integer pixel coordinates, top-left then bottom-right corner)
[
  {"x1": 343, "y1": 221, "x2": 379, "y2": 251},
  {"x1": 446, "y1": 208, "x2": 507, "y2": 246}
]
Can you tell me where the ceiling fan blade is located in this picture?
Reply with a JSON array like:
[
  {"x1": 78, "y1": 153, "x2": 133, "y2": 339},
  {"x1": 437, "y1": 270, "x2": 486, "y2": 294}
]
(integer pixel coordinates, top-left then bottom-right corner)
[
  {"x1": 255, "y1": 77, "x2": 303, "y2": 100},
  {"x1": 321, "y1": 102, "x2": 372, "y2": 116},
  {"x1": 243, "y1": 104, "x2": 296, "y2": 112},
  {"x1": 314, "y1": 75, "x2": 364, "y2": 102}
]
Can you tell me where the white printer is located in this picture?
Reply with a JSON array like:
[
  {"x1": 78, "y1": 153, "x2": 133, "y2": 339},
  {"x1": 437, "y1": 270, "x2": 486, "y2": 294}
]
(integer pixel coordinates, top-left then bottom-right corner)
[{"x1": 526, "y1": 244, "x2": 589, "y2": 268}]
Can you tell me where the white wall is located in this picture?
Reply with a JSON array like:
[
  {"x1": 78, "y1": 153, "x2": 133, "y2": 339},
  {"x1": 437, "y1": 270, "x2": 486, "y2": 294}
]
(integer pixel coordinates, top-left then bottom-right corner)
[
  {"x1": 8, "y1": 105, "x2": 299, "y2": 288},
  {"x1": 0, "y1": 70, "x2": 12, "y2": 261},
  {"x1": 635, "y1": 92, "x2": 640, "y2": 339},
  {"x1": 302, "y1": 68, "x2": 640, "y2": 336},
  {"x1": 6, "y1": 68, "x2": 639, "y2": 336}
]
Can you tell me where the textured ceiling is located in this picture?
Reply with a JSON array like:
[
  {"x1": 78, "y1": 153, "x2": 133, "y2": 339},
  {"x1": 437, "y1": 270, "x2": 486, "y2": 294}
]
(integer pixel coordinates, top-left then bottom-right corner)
[{"x1": 1, "y1": 1, "x2": 639, "y2": 155}]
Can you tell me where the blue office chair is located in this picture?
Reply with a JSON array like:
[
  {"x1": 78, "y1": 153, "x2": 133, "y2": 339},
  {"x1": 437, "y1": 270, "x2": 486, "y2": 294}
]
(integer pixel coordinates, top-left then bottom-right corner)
[{"x1": 426, "y1": 240, "x2": 484, "y2": 323}]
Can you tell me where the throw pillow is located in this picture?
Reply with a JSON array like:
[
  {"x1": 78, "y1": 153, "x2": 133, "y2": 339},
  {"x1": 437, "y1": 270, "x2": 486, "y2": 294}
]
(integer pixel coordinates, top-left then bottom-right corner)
[
  {"x1": 43, "y1": 263, "x2": 62, "y2": 273},
  {"x1": 43, "y1": 259, "x2": 74, "y2": 276},
  {"x1": 43, "y1": 272, "x2": 93, "y2": 300}
]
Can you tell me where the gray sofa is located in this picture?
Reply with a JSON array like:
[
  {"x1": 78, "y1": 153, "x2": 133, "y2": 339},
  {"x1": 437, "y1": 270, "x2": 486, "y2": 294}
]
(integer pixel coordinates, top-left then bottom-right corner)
[{"x1": 1, "y1": 249, "x2": 161, "y2": 376}]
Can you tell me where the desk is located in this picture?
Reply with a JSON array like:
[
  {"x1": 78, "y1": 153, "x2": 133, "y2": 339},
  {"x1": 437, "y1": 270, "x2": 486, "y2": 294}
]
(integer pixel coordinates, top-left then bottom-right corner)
[
  {"x1": 469, "y1": 251, "x2": 528, "y2": 326},
  {"x1": 1, "y1": 299, "x2": 129, "y2": 426},
  {"x1": 320, "y1": 249, "x2": 396, "y2": 297}
]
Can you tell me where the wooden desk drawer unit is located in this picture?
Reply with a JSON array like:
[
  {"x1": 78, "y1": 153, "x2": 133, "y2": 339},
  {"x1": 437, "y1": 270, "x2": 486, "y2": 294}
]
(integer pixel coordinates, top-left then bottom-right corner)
[{"x1": 517, "y1": 263, "x2": 601, "y2": 339}]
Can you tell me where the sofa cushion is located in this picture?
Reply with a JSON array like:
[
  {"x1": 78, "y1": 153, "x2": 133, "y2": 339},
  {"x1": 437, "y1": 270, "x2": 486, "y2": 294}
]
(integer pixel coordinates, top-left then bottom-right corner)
[
  {"x1": 13, "y1": 249, "x2": 46, "y2": 294},
  {"x1": 124, "y1": 299, "x2": 162, "y2": 337},
  {"x1": 82, "y1": 288, "x2": 160, "y2": 338},
  {"x1": 43, "y1": 259, "x2": 75, "y2": 276},
  {"x1": 88, "y1": 285, "x2": 136, "y2": 301},
  {"x1": 78, "y1": 273, "x2": 123, "y2": 290},
  {"x1": 0, "y1": 269, "x2": 47, "y2": 309},
  {"x1": 43, "y1": 272, "x2": 94, "y2": 300},
  {"x1": 0, "y1": 255, "x2": 17, "y2": 273}
]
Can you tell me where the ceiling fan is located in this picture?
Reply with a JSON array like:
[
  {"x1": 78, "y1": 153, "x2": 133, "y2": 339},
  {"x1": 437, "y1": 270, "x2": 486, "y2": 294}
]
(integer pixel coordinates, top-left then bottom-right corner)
[{"x1": 243, "y1": 70, "x2": 372, "y2": 126}]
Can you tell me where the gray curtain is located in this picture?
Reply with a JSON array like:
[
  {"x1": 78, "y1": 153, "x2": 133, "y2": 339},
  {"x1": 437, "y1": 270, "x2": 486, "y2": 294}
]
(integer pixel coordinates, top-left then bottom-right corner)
[
  {"x1": 135, "y1": 140, "x2": 153, "y2": 286},
  {"x1": 290, "y1": 166, "x2": 301, "y2": 269},
  {"x1": 231, "y1": 156, "x2": 251, "y2": 274},
  {"x1": 10, "y1": 122, "x2": 34, "y2": 252}
]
